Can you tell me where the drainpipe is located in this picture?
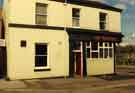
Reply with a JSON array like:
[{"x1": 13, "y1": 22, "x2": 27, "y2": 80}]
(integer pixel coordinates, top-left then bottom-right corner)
[
  {"x1": 64, "y1": 0, "x2": 68, "y2": 79},
  {"x1": 81, "y1": 41, "x2": 83, "y2": 78}
]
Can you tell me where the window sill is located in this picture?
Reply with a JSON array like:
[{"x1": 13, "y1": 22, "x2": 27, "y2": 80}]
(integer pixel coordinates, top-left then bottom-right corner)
[
  {"x1": 72, "y1": 26, "x2": 80, "y2": 28},
  {"x1": 34, "y1": 68, "x2": 51, "y2": 72},
  {"x1": 35, "y1": 24, "x2": 48, "y2": 26}
]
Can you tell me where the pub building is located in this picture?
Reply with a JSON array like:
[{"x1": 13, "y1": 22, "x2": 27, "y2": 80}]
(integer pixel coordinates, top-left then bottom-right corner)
[{"x1": 1, "y1": 0, "x2": 123, "y2": 80}]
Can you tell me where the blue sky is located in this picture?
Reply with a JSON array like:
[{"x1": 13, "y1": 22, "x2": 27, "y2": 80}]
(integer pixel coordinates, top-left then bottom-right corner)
[
  {"x1": 0, "y1": 0, "x2": 2, "y2": 7},
  {"x1": 0, "y1": 0, "x2": 134, "y2": 44}
]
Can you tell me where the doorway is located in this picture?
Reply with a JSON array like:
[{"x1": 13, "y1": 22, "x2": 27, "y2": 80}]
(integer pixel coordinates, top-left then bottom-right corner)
[
  {"x1": 74, "y1": 52, "x2": 81, "y2": 76},
  {"x1": 69, "y1": 40, "x2": 87, "y2": 78},
  {"x1": 72, "y1": 41, "x2": 83, "y2": 77}
]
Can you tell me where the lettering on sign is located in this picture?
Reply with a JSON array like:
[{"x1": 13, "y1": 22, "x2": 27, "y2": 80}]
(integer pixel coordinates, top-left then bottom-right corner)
[{"x1": 95, "y1": 36, "x2": 118, "y2": 41}]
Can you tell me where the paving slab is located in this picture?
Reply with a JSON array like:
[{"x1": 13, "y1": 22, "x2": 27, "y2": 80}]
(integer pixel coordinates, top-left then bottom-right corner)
[
  {"x1": 0, "y1": 67, "x2": 134, "y2": 92},
  {"x1": 0, "y1": 79, "x2": 27, "y2": 89}
]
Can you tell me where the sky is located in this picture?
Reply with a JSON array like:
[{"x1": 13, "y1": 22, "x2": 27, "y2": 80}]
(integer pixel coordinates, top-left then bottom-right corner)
[
  {"x1": 0, "y1": 0, "x2": 134, "y2": 44},
  {"x1": 0, "y1": 0, "x2": 2, "y2": 7}
]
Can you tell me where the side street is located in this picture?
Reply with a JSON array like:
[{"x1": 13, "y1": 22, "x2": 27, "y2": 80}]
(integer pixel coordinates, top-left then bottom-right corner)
[{"x1": 0, "y1": 66, "x2": 135, "y2": 93}]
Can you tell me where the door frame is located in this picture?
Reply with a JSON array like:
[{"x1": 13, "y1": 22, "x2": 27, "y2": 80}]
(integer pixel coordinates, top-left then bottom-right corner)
[
  {"x1": 72, "y1": 41, "x2": 83, "y2": 77},
  {"x1": 69, "y1": 41, "x2": 87, "y2": 78}
]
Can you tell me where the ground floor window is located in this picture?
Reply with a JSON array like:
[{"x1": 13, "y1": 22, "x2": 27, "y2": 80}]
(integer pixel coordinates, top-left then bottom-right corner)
[
  {"x1": 35, "y1": 43, "x2": 48, "y2": 69},
  {"x1": 86, "y1": 42, "x2": 114, "y2": 59}
]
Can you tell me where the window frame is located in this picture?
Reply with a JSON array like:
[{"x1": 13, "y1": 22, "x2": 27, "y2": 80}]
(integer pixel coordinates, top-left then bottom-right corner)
[
  {"x1": 35, "y1": 43, "x2": 50, "y2": 70},
  {"x1": 86, "y1": 42, "x2": 114, "y2": 59},
  {"x1": 99, "y1": 12, "x2": 107, "y2": 31},
  {"x1": 35, "y1": 3, "x2": 48, "y2": 25},
  {"x1": 86, "y1": 42, "x2": 91, "y2": 58},
  {"x1": 72, "y1": 8, "x2": 80, "y2": 27},
  {"x1": 99, "y1": 42, "x2": 114, "y2": 59}
]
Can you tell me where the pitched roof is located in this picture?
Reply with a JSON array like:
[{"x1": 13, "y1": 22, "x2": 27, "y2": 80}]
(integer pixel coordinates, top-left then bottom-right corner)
[{"x1": 52, "y1": 0, "x2": 122, "y2": 12}]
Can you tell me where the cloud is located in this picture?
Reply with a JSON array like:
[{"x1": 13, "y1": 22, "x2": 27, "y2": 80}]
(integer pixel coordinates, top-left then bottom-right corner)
[
  {"x1": 114, "y1": 3, "x2": 127, "y2": 9},
  {"x1": 89, "y1": 0, "x2": 107, "y2": 4},
  {"x1": 130, "y1": 0, "x2": 135, "y2": 5},
  {"x1": 90, "y1": 0, "x2": 126, "y2": 9},
  {"x1": 90, "y1": 0, "x2": 135, "y2": 10},
  {"x1": 114, "y1": 0, "x2": 135, "y2": 9},
  {"x1": 123, "y1": 13, "x2": 135, "y2": 21},
  {"x1": 119, "y1": 0, "x2": 135, "y2": 5}
]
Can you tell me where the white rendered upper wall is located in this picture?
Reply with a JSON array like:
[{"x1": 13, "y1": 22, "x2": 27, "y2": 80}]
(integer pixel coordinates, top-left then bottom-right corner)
[{"x1": 4, "y1": 0, "x2": 121, "y2": 32}]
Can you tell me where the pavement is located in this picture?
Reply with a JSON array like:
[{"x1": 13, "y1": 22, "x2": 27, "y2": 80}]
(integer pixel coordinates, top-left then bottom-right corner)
[
  {"x1": 0, "y1": 76, "x2": 135, "y2": 93},
  {"x1": 0, "y1": 66, "x2": 135, "y2": 93}
]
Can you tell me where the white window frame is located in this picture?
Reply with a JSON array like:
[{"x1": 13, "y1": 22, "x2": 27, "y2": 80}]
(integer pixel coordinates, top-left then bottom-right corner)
[
  {"x1": 35, "y1": 3, "x2": 48, "y2": 25},
  {"x1": 99, "y1": 42, "x2": 114, "y2": 59},
  {"x1": 72, "y1": 8, "x2": 80, "y2": 28},
  {"x1": 86, "y1": 42, "x2": 114, "y2": 60},
  {"x1": 35, "y1": 43, "x2": 50, "y2": 70}
]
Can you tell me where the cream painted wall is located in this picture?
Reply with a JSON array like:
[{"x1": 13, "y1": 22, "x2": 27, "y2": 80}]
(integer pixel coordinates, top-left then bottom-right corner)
[
  {"x1": 108, "y1": 11, "x2": 121, "y2": 32},
  {"x1": 3, "y1": 0, "x2": 121, "y2": 79},
  {"x1": 7, "y1": 0, "x2": 121, "y2": 32},
  {"x1": 7, "y1": 27, "x2": 69, "y2": 80},
  {"x1": 87, "y1": 58, "x2": 114, "y2": 75}
]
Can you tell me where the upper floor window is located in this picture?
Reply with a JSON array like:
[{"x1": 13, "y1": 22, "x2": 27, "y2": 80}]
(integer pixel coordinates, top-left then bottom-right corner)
[
  {"x1": 72, "y1": 8, "x2": 80, "y2": 27},
  {"x1": 100, "y1": 13, "x2": 107, "y2": 30},
  {"x1": 36, "y1": 3, "x2": 47, "y2": 25}
]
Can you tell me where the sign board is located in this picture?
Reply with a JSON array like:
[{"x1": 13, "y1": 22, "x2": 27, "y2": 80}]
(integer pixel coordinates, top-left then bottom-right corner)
[
  {"x1": 95, "y1": 36, "x2": 118, "y2": 42},
  {"x1": 0, "y1": 39, "x2": 5, "y2": 47}
]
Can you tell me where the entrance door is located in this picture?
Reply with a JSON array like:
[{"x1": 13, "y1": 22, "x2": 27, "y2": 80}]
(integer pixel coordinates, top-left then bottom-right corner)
[
  {"x1": 69, "y1": 41, "x2": 87, "y2": 77},
  {"x1": 74, "y1": 52, "x2": 81, "y2": 75},
  {"x1": 72, "y1": 41, "x2": 83, "y2": 77}
]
